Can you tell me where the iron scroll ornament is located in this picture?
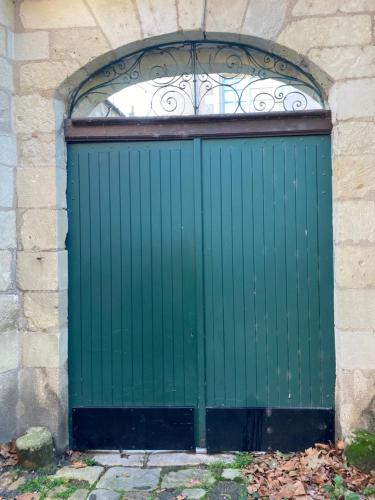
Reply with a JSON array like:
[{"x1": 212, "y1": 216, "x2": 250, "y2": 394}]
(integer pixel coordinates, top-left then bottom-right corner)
[{"x1": 68, "y1": 41, "x2": 325, "y2": 118}]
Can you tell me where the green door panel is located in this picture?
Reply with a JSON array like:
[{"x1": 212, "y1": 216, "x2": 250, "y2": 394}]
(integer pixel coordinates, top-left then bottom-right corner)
[
  {"x1": 201, "y1": 136, "x2": 334, "y2": 409},
  {"x1": 67, "y1": 134, "x2": 334, "y2": 442},
  {"x1": 68, "y1": 141, "x2": 199, "y2": 408}
]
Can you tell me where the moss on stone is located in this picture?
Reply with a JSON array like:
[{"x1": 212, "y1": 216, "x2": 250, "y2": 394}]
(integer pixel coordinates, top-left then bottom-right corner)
[
  {"x1": 345, "y1": 429, "x2": 375, "y2": 473},
  {"x1": 16, "y1": 427, "x2": 54, "y2": 469}
]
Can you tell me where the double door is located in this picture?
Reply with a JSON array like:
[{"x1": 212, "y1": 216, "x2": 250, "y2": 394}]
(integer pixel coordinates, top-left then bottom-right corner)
[{"x1": 67, "y1": 135, "x2": 334, "y2": 451}]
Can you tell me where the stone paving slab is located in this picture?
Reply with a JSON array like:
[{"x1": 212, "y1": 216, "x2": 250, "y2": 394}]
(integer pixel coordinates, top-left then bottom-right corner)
[
  {"x1": 93, "y1": 452, "x2": 145, "y2": 467},
  {"x1": 124, "y1": 492, "x2": 154, "y2": 499},
  {"x1": 207, "y1": 480, "x2": 247, "y2": 499},
  {"x1": 54, "y1": 465, "x2": 104, "y2": 483},
  {"x1": 96, "y1": 467, "x2": 161, "y2": 492},
  {"x1": 161, "y1": 468, "x2": 215, "y2": 489},
  {"x1": 69, "y1": 489, "x2": 90, "y2": 500},
  {"x1": 0, "y1": 472, "x2": 14, "y2": 489},
  {"x1": 147, "y1": 452, "x2": 234, "y2": 467},
  {"x1": 7, "y1": 476, "x2": 26, "y2": 491},
  {"x1": 181, "y1": 488, "x2": 206, "y2": 499},
  {"x1": 221, "y1": 468, "x2": 242, "y2": 480},
  {"x1": 88, "y1": 489, "x2": 121, "y2": 499},
  {"x1": 45, "y1": 484, "x2": 67, "y2": 499}
]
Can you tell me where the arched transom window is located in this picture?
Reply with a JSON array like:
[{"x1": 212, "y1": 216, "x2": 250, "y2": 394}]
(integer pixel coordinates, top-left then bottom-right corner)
[{"x1": 69, "y1": 41, "x2": 325, "y2": 118}]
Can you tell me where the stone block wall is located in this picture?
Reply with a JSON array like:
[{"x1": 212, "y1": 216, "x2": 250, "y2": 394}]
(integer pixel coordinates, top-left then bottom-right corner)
[
  {"x1": 0, "y1": 0, "x2": 374, "y2": 448},
  {"x1": 0, "y1": 0, "x2": 18, "y2": 443}
]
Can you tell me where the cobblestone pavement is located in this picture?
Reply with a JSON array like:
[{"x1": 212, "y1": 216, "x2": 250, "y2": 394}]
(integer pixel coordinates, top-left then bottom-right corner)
[{"x1": 0, "y1": 452, "x2": 249, "y2": 499}]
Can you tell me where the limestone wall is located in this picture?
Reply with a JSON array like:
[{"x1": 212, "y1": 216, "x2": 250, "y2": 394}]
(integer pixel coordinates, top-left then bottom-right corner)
[
  {"x1": 0, "y1": 0, "x2": 374, "y2": 448},
  {"x1": 0, "y1": 0, "x2": 18, "y2": 443}
]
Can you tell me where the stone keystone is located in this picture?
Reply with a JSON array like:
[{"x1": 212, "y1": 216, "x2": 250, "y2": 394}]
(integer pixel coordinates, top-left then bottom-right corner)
[{"x1": 16, "y1": 426, "x2": 54, "y2": 469}]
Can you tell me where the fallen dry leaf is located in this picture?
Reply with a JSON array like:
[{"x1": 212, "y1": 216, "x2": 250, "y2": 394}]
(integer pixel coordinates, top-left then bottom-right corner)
[
  {"x1": 71, "y1": 460, "x2": 86, "y2": 469},
  {"x1": 0, "y1": 440, "x2": 18, "y2": 466},
  {"x1": 242, "y1": 442, "x2": 373, "y2": 499},
  {"x1": 16, "y1": 494, "x2": 35, "y2": 500},
  {"x1": 315, "y1": 443, "x2": 330, "y2": 450},
  {"x1": 294, "y1": 480, "x2": 306, "y2": 495},
  {"x1": 336, "y1": 439, "x2": 345, "y2": 450},
  {"x1": 184, "y1": 479, "x2": 201, "y2": 487}
]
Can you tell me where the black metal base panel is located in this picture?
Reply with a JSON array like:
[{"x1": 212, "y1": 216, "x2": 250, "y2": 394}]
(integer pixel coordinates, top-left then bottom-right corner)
[
  {"x1": 206, "y1": 408, "x2": 335, "y2": 453},
  {"x1": 72, "y1": 407, "x2": 195, "y2": 451}
]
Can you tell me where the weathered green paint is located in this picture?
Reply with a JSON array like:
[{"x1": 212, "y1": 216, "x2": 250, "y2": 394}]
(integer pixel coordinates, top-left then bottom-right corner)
[
  {"x1": 68, "y1": 141, "x2": 200, "y2": 410},
  {"x1": 67, "y1": 135, "x2": 334, "y2": 445},
  {"x1": 201, "y1": 137, "x2": 334, "y2": 408}
]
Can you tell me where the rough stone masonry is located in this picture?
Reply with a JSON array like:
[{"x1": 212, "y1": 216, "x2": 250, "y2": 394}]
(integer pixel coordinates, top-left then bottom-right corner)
[{"x1": 0, "y1": 0, "x2": 375, "y2": 449}]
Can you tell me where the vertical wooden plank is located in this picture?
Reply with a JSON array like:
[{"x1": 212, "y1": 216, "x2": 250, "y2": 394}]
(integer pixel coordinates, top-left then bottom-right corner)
[
  {"x1": 306, "y1": 142, "x2": 321, "y2": 406},
  {"x1": 209, "y1": 143, "x2": 226, "y2": 406},
  {"x1": 221, "y1": 146, "x2": 236, "y2": 406},
  {"x1": 193, "y1": 138, "x2": 206, "y2": 446},
  {"x1": 295, "y1": 140, "x2": 311, "y2": 406},
  {"x1": 67, "y1": 146, "x2": 82, "y2": 407},
  {"x1": 263, "y1": 142, "x2": 278, "y2": 406},
  {"x1": 129, "y1": 150, "x2": 143, "y2": 404},
  {"x1": 170, "y1": 148, "x2": 184, "y2": 405},
  {"x1": 78, "y1": 151, "x2": 93, "y2": 405},
  {"x1": 317, "y1": 137, "x2": 335, "y2": 407},
  {"x1": 273, "y1": 140, "x2": 289, "y2": 406},
  {"x1": 202, "y1": 143, "x2": 214, "y2": 406},
  {"x1": 241, "y1": 143, "x2": 257, "y2": 407},
  {"x1": 181, "y1": 142, "x2": 198, "y2": 406},
  {"x1": 149, "y1": 149, "x2": 164, "y2": 405},
  {"x1": 252, "y1": 141, "x2": 268, "y2": 406},
  {"x1": 98, "y1": 151, "x2": 113, "y2": 404},
  {"x1": 231, "y1": 146, "x2": 246, "y2": 406},
  {"x1": 160, "y1": 149, "x2": 174, "y2": 406},
  {"x1": 109, "y1": 151, "x2": 123, "y2": 405},
  {"x1": 284, "y1": 141, "x2": 300, "y2": 407},
  {"x1": 119, "y1": 150, "x2": 134, "y2": 404},
  {"x1": 140, "y1": 149, "x2": 154, "y2": 405},
  {"x1": 88, "y1": 150, "x2": 103, "y2": 405}
]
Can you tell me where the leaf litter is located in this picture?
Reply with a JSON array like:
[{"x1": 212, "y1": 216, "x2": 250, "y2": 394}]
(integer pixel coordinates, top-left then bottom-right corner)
[
  {"x1": 0, "y1": 442, "x2": 17, "y2": 467},
  {"x1": 243, "y1": 442, "x2": 374, "y2": 499}
]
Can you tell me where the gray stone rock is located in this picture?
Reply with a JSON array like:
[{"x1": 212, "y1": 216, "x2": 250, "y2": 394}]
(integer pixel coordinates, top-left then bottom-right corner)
[
  {"x1": 0, "y1": 471, "x2": 15, "y2": 489},
  {"x1": 161, "y1": 468, "x2": 215, "y2": 489},
  {"x1": 45, "y1": 484, "x2": 68, "y2": 499},
  {"x1": 147, "y1": 452, "x2": 234, "y2": 467},
  {"x1": 154, "y1": 491, "x2": 176, "y2": 500},
  {"x1": 16, "y1": 426, "x2": 54, "y2": 469},
  {"x1": 207, "y1": 480, "x2": 247, "y2": 499},
  {"x1": 221, "y1": 468, "x2": 242, "y2": 480},
  {"x1": 7, "y1": 476, "x2": 27, "y2": 491},
  {"x1": 88, "y1": 489, "x2": 120, "y2": 500},
  {"x1": 123, "y1": 492, "x2": 153, "y2": 500},
  {"x1": 96, "y1": 467, "x2": 161, "y2": 492},
  {"x1": 181, "y1": 488, "x2": 207, "y2": 499},
  {"x1": 69, "y1": 489, "x2": 90, "y2": 500},
  {"x1": 54, "y1": 465, "x2": 104, "y2": 484},
  {"x1": 93, "y1": 452, "x2": 144, "y2": 467}
]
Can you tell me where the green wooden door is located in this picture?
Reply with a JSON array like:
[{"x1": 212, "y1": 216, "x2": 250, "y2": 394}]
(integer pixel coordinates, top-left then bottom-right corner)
[
  {"x1": 67, "y1": 135, "x2": 334, "y2": 450},
  {"x1": 68, "y1": 141, "x2": 200, "y2": 407},
  {"x1": 202, "y1": 137, "x2": 334, "y2": 409}
]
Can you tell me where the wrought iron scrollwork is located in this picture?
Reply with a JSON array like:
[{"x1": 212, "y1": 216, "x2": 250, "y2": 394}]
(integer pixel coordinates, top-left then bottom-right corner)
[{"x1": 69, "y1": 41, "x2": 324, "y2": 117}]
